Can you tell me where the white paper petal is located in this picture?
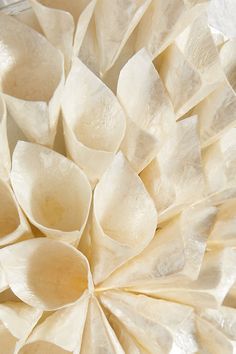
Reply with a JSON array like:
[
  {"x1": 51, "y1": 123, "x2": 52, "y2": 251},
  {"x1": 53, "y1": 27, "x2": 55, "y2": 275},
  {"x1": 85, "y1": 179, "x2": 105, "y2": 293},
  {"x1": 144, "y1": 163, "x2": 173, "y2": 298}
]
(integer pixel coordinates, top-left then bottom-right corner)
[
  {"x1": 80, "y1": 296, "x2": 124, "y2": 354},
  {"x1": 77, "y1": 15, "x2": 100, "y2": 75},
  {"x1": 208, "y1": 0, "x2": 236, "y2": 39},
  {"x1": 203, "y1": 127, "x2": 236, "y2": 196},
  {"x1": 30, "y1": 0, "x2": 93, "y2": 71},
  {"x1": 135, "y1": 0, "x2": 208, "y2": 59},
  {"x1": 19, "y1": 292, "x2": 89, "y2": 353},
  {"x1": 93, "y1": 0, "x2": 152, "y2": 74},
  {"x1": 157, "y1": 14, "x2": 223, "y2": 118},
  {"x1": 208, "y1": 199, "x2": 236, "y2": 247},
  {"x1": 196, "y1": 316, "x2": 235, "y2": 354},
  {"x1": 131, "y1": 248, "x2": 236, "y2": 309},
  {"x1": 0, "y1": 264, "x2": 8, "y2": 293},
  {"x1": 106, "y1": 313, "x2": 147, "y2": 354},
  {"x1": 100, "y1": 290, "x2": 199, "y2": 354},
  {"x1": 0, "y1": 179, "x2": 31, "y2": 247},
  {"x1": 11, "y1": 141, "x2": 92, "y2": 244},
  {"x1": 117, "y1": 49, "x2": 175, "y2": 173},
  {"x1": 91, "y1": 152, "x2": 157, "y2": 285},
  {"x1": 141, "y1": 115, "x2": 206, "y2": 221},
  {"x1": 102, "y1": 30, "x2": 137, "y2": 93},
  {"x1": 200, "y1": 306, "x2": 236, "y2": 342},
  {"x1": 14, "y1": 8, "x2": 43, "y2": 34},
  {"x1": 73, "y1": 0, "x2": 97, "y2": 58},
  {"x1": 0, "y1": 94, "x2": 10, "y2": 181},
  {"x1": 62, "y1": 58, "x2": 126, "y2": 185},
  {"x1": 191, "y1": 40, "x2": 236, "y2": 147},
  {"x1": 100, "y1": 202, "x2": 216, "y2": 289},
  {"x1": 0, "y1": 301, "x2": 42, "y2": 354},
  {"x1": 0, "y1": 13, "x2": 64, "y2": 147},
  {"x1": 0, "y1": 238, "x2": 93, "y2": 311}
]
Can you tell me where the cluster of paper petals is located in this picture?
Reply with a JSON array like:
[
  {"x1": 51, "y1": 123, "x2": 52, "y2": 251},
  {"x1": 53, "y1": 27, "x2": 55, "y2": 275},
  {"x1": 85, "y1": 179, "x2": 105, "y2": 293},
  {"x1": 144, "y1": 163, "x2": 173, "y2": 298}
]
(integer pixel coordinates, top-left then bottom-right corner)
[{"x1": 0, "y1": 0, "x2": 236, "y2": 353}]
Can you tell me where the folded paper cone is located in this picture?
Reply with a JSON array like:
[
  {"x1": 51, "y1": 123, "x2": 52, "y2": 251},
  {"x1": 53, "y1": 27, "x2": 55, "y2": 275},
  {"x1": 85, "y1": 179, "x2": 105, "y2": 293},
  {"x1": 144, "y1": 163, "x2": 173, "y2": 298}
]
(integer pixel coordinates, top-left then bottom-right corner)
[
  {"x1": 18, "y1": 293, "x2": 89, "y2": 353},
  {"x1": 10, "y1": 141, "x2": 92, "y2": 244},
  {"x1": 0, "y1": 13, "x2": 64, "y2": 147},
  {"x1": 30, "y1": 0, "x2": 96, "y2": 72},
  {"x1": 62, "y1": 58, "x2": 126, "y2": 185},
  {"x1": 0, "y1": 302, "x2": 42, "y2": 353},
  {"x1": 91, "y1": 152, "x2": 157, "y2": 285},
  {"x1": 117, "y1": 49, "x2": 175, "y2": 173},
  {"x1": 0, "y1": 238, "x2": 93, "y2": 311}
]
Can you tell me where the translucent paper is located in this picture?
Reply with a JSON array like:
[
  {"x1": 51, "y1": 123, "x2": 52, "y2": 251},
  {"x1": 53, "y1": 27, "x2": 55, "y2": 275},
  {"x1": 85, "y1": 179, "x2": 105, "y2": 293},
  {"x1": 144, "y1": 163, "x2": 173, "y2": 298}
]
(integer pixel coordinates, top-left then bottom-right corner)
[
  {"x1": 91, "y1": 153, "x2": 157, "y2": 285},
  {"x1": 130, "y1": 248, "x2": 236, "y2": 309},
  {"x1": 157, "y1": 14, "x2": 223, "y2": 118},
  {"x1": 0, "y1": 302, "x2": 42, "y2": 354},
  {"x1": 197, "y1": 307, "x2": 236, "y2": 353},
  {"x1": 92, "y1": 0, "x2": 152, "y2": 75},
  {"x1": 135, "y1": 0, "x2": 208, "y2": 59},
  {"x1": 208, "y1": 0, "x2": 236, "y2": 39},
  {"x1": 117, "y1": 49, "x2": 175, "y2": 173},
  {"x1": 0, "y1": 238, "x2": 93, "y2": 310},
  {"x1": 30, "y1": 0, "x2": 96, "y2": 71},
  {"x1": 0, "y1": 179, "x2": 31, "y2": 247},
  {"x1": 141, "y1": 115, "x2": 206, "y2": 221},
  {"x1": 62, "y1": 58, "x2": 126, "y2": 185},
  {"x1": 19, "y1": 293, "x2": 89, "y2": 353},
  {"x1": 0, "y1": 0, "x2": 236, "y2": 352},
  {"x1": 11, "y1": 142, "x2": 92, "y2": 244},
  {"x1": 192, "y1": 39, "x2": 236, "y2": 147},
  {"x1": 203, "y1": 127, "x2": 236, "y2": 197},
  {"x1": 100, "y1": 290, "x2": 199, "y2": 353},
  {"x1": 0, "y1": 95, "x2": 10, "y2": 181},
  {"x1": 208, "y1": 199, "x2": 236, "y2": 247},
  {"x1": 99, "y1": 202, "x2": 216, "y2": 290},
  {"x1": 80, "y1": 296, "x2": 124, "y2": 354},
  {"x1": 0, "y1": 13, "x2": 64, "y2": 147}
]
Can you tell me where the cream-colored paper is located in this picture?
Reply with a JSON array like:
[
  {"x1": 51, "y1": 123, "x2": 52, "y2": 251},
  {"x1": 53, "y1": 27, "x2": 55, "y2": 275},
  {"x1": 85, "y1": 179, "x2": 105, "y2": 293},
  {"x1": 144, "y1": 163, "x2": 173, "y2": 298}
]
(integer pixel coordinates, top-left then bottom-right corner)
[
  {"x1": 196, "y1": 314, "x2": 236, "y2": 354},
  {"x1": 99, "y1": 202, "x2": 216, "y2": 290},
  {"x1": 203, "y1": 127, "x2": 236, "y2": 196},
  {"x1": 0, "y1": 238, "x2": 93, "y2": 311},
  {"x1": 0, "y1": 95, "x2": 10, "y2": 182},
  {"x1": 0, "y1": 179, "x2": 31, "y2": 247},
  {"x1": 10, "y1": 142, "x2": 92, "y2": 244},
  {"x1": 91, "y1": 152, "x2": 157, "y2": 285},
  {"x1": 100, "y1": 290, "x2": 198, "y2": 353},
  {"x1": 117, "y1": 49, "x2": 175, "y2": 173},
  {"x1": 0, "y1": 13, "x2": 64, "y2": 147},
  {"x1": 30, "y1": 0, "x2": 96, "y2": 71},
  {"x1": 208, "y1": 0, "x2": 236, "y2": 39},
  {"x1": 192, "y1": 39, "x2": 236, "y2": 147},
  {"x1": 157, "y1": 14, "x2": 223, "y2": 118},
  {"x1": 135, "y1": 0, "x2": 208, "y2": 60},
  {"x1": 62, "y1": 58, "x2": 126, "y2": 185},
  {"x1": 0, "y1": 265, "x2": 8, "y2": 293},
  {"x1": 19, "y1": 292, "x2": 90, "y2": 354},
  {"x1": 0, "y1": 302, "x2": 42, "y2": 354},
  {"x1": 208, "y1": 199, "x2": 236, "y2": 247},
  {"x1": 80, "y1": 296, "x2": 124, "y2": 354},
  {"x1": 106, "y1": 313, "x2": 147, "y2": 354},
  {"x1": 141, "y1": 115, "x2": 206, "y2": 222},
  {"x1": 200, "y1": 306, "x2": 236, "y2": 344},
  {"x1": 130, "y1": 248, "x2": 236, "y2": 309},
  {"x1": 93, "y1": 0, "x2": 152, "y2": 75}
]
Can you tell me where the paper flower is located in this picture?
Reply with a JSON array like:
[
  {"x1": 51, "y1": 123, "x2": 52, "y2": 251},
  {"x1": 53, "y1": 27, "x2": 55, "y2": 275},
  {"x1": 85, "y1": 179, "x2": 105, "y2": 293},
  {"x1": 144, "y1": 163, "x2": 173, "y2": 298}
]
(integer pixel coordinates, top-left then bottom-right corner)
[{"x1": 0, "y1": 0, "x2": 236, "y2": 353}]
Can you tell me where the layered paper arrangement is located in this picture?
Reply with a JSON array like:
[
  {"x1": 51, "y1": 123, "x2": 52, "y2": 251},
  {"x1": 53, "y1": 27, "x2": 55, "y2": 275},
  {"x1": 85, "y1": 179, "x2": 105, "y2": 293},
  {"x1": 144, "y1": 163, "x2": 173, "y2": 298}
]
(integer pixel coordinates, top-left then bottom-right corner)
[{"x1": 0, "y1": 0, "x2": 236, "y2": 353}]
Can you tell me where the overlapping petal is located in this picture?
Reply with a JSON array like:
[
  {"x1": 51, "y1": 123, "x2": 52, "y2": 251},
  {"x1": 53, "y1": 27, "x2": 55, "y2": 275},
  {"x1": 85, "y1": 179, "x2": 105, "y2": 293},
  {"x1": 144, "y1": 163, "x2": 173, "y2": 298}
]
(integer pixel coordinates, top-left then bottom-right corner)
[{"x1": 0, "y1": 13, "x2": 64, "y2": 146}]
